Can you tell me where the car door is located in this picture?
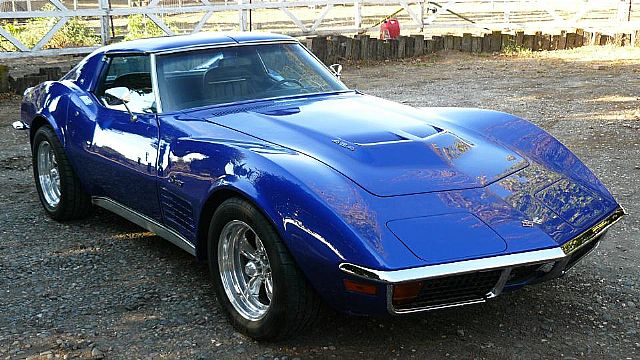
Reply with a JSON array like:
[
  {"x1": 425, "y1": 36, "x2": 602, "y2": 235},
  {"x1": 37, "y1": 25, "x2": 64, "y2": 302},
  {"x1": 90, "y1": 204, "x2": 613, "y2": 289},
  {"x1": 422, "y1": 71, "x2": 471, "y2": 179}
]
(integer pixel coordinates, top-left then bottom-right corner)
[{"x1": 67, "y1": 54, "x2": 162, "y2": 221}]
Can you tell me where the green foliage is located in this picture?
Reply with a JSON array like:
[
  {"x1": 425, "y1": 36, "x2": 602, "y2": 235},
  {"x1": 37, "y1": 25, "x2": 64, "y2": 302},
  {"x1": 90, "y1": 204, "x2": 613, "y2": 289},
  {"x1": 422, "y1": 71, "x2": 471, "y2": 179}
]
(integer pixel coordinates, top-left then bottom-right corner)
[
  {"x1": 54, "y1": 17, "x2": 100, "y2": 48},
  {"x1": 0, "y1": 9, "x2": 179, "y2": 51},
  {"x1": 0, "y1": 5, "x2": 98, "y2": 51},
  {"x1": 124, "y1": 14, "x2": 178, "y2": 41},
  {"x1": 501, "y1": 39, "x2": 531, "y2": 55}
]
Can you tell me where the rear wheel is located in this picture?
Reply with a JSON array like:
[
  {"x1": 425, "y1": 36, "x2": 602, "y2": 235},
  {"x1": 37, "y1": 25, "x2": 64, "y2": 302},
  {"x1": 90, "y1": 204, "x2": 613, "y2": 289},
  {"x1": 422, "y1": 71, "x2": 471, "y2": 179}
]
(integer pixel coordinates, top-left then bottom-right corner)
[
  {"x1": 208, "y1": 198, "x2": 320, "y2": 340},
  {"x1": 32, "y1": 125, "x2": 91, "y2": 221}
]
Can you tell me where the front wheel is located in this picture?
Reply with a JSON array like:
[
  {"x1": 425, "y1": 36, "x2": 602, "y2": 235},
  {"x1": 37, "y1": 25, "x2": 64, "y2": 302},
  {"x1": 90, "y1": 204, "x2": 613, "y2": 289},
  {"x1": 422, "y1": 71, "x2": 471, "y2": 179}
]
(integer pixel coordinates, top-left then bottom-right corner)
[
  {"x1": 208, "y1": 198, "x2": 320, "y2": 340},
  {"x1": 32, "y1": 125, "x2": 91, "y2": 221}
]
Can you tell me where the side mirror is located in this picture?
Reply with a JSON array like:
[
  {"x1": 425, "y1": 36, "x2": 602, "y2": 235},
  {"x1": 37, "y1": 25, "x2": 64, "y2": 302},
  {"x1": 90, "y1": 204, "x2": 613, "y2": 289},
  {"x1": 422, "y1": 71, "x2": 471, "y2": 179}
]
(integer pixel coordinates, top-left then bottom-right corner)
[
  {"x1": 329, "y1": 64, "x2": 342, "y2": 79},
  {"x1": 104, "y1": 87, "x2": 137, "y2": 122},
  {"x1": 105, "y1": 87, "x2": 131, "y2": 104}
]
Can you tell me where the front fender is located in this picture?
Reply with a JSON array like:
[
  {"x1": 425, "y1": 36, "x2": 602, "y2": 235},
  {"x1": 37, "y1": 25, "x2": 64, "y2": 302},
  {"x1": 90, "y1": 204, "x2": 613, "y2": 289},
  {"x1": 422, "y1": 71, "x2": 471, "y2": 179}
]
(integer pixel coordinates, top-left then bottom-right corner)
[
  {"x1": 167, "y1": 135, "x2": 397, "y2": 266},
  {"x1": 158, "y1": 125, "x2": 419, "y2": 314}
]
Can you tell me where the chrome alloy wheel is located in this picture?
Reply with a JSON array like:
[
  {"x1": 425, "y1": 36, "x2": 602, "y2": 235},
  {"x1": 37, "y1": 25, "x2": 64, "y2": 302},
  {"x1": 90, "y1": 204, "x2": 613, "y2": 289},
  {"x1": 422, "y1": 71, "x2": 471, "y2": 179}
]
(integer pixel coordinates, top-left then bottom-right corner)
[
  {"x1": 37, "y1": 140, "x2": 61, "y2": 209},
  {"x1": 218, "y1": 220, "x2": 273, "y2": 321}
]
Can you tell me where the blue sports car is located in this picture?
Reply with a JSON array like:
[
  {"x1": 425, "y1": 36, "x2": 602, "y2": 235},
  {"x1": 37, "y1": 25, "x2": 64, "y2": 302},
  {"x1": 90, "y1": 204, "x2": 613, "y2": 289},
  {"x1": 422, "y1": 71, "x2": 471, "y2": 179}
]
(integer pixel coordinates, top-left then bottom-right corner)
[{"x1": 15, "y1": 32, "x2": 624, "y2": 340}]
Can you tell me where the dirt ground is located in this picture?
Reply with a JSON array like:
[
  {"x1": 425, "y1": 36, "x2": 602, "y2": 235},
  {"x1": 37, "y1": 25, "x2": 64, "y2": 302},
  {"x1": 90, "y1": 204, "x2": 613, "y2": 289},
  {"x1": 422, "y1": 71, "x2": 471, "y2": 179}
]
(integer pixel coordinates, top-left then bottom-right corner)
[{"x1": 0, "y1": 47, "x2": 639, "y2": 359}]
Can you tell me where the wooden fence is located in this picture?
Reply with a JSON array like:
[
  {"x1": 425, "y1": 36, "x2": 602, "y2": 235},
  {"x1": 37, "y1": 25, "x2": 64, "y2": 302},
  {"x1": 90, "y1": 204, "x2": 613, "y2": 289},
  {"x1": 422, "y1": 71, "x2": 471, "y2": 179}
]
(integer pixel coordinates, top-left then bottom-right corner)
[{"x1": 306, "y1": 28, "x2": 640, "y2": 64}]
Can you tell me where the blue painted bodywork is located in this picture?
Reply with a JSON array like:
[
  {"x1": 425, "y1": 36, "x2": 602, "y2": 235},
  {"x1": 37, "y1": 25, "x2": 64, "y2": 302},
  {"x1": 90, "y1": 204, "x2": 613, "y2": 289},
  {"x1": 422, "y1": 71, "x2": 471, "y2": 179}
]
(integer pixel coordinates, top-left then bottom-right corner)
[{"x1": 20, "y1": 33, "x2": 620, "y2": 315}]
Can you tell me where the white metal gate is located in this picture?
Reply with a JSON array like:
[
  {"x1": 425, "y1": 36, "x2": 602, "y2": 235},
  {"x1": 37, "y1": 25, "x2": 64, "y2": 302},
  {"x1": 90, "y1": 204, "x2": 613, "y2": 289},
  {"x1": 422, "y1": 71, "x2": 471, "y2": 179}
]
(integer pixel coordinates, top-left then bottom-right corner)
[{"x1": 1, "y1": 0, "x2": 639, "y2": 58}]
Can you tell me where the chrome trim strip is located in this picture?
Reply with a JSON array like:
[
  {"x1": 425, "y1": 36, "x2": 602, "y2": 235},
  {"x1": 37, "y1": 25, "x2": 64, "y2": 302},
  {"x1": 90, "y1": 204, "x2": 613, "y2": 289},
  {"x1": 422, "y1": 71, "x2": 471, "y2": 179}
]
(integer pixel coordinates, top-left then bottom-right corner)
[
  {"x1": 150, "y1": 53, "x2": 163, "y2": 114},
  {"x1": 92, "y1": 197, "x2": 196, "y2": 256},
  {"x1": 385, "y1": 282, "x2": 485, "y2": 315},
  {"x1": 340, "y1": 247, "x2": 565, "y2": 284},
  {"x1": 561, "y1": 206, "x2": 625, "y2": 255},
  {"x1": 394, "y1": 300, "x2": 487, "y2": 314},
  {"x1": 12, "y1": 120, "x2": 29, "y2": 130},
  {"x1": 487, "y1": 267, "x2": 512, "y2": 298},
  {"x1": 150, "y1": 39, "x2": 350, "y2": 114},
  {"x1": 562, "y1": 237, "x2": 602, "y2": 274},
  {"x1": 152, "y1": 39, "x2": 298, "y2": 56}
]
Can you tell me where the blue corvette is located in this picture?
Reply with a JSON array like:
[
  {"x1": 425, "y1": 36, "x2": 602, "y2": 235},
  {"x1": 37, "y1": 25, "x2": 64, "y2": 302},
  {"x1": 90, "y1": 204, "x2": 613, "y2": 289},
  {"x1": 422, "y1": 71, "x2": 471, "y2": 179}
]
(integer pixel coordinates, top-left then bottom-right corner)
[{"x1": 15, "y1": 32, "x2": 624, "y2": 340}]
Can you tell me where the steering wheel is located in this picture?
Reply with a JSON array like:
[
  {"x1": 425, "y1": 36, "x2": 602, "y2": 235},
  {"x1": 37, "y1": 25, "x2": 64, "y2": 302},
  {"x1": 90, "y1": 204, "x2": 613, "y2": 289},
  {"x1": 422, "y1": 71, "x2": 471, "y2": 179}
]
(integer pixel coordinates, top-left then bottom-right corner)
[{"x1": 270, "y1": 78, "x2": 304, "y2": 89}]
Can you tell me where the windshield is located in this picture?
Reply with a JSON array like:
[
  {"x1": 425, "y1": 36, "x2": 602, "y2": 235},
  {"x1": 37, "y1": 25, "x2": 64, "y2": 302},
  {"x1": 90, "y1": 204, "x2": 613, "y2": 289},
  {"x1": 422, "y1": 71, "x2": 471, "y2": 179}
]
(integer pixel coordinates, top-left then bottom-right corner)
[{"x1": 155, "y1": 43, "x2": 348, "y2": 112}]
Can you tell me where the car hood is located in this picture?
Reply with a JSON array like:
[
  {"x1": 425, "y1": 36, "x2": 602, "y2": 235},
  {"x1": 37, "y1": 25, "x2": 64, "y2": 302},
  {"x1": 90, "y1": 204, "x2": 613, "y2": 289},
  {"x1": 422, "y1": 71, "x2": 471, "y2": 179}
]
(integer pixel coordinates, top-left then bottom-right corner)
[{"x1": 195, "y1": 93, "x2": 529, "y2": 197}]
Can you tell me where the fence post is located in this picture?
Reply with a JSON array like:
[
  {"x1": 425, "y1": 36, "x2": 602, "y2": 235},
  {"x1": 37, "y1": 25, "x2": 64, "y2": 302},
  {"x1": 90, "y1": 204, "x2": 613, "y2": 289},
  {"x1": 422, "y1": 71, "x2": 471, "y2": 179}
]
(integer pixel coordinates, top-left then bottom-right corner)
[
  {"x1": 515, "y1": 31, "x2": 524, "y2": 46},
  {"x1": 310, "y1": 36, "x2": 327, "y2": 63},
  {"x1": 575, "y1": 29, "x2": 584, "y2": 47},
  {"x1": 419, "y1": 0, "x2": 425, "y2": 32},
  {"x1": 358, "y1": 35, "x2": 370, "y2": 60},
  {"x1": 490, "y1": 31, "x2": 502, "y2": 52},
  {"x1": 98, "y1": 0, "x2": 111, "y2": 45},
  {"x1": 558, "y1": 32, "x2": 567, "y2": 49},
  {"x1": 344, "y1": 37, "x2": 353, "y2": 59},
  {"x1": 471, "y1": 36, "x2": 482, "y2": 53},
  {"x1": 461, "y1": 33, "x2": 472, "y2": 52},
  {"x1": 376, "y1": 39, "x2": 385, "y2": 59},
  {"x1": 398, "y1": 36, "x2": 407, "y2": 57},
  {"x1": 354, "y1": 0, "x2": 362, "y2": 30},
  {"x1": 238, "y1": 0, "x2": 248, "y2": 31},
  {"x1": 425, "y1": 38, "x2": 434, "y2": 53},
  {"x1": 411, "y1": 34, "x2": 424, "y2": 55},
  {"x1": 0, "y1": 65, "x2": 9, "y2": 93}
]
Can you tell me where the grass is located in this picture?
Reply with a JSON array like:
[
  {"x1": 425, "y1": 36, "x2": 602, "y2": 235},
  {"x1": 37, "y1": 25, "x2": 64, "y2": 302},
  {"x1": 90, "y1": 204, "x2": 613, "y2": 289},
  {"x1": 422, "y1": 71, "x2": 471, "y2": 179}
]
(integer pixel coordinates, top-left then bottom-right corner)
[{"x1": 500, "y1": 40, "x2": 533, "y2": 56}]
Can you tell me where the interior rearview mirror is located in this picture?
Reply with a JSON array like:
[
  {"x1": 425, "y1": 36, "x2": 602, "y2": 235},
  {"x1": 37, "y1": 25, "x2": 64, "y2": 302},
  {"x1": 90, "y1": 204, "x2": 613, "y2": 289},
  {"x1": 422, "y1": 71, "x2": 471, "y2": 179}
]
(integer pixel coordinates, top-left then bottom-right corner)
[{"x1": 329, "y1": 64, "x2": 342, "y2": 79}]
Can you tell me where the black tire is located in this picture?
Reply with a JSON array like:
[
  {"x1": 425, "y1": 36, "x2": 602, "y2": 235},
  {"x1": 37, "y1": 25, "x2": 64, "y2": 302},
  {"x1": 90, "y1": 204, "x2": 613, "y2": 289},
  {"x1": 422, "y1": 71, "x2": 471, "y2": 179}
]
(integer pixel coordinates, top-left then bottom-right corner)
[
  {"x1": 208, "y1": 197, "x2": 321, "y2": 340},
  {"x1": 32, "y1": 125, "x2": 92, "y2": 221}
]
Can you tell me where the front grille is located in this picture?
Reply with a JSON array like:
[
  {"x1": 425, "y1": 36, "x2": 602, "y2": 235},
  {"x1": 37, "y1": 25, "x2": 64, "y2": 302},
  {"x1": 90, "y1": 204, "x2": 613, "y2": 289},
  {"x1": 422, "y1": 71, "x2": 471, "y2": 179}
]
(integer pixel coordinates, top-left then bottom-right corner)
[
  {"x1": 394, "y1": 270, "x2": 502, "y2": 310},
  {"x1": 505, "y1": 261, "x2": 556, "y2": 288},
  {"x1": 507, "y1": 263, "x2": 544, "y2": 285}
]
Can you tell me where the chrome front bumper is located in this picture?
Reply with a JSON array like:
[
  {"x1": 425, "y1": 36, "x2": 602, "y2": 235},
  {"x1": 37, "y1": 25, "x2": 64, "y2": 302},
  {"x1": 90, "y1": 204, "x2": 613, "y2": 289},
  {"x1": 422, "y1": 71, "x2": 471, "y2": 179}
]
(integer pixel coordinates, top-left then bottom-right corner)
[{"x1": 339, "y1": 206, "x2": 625, "y2": 314}]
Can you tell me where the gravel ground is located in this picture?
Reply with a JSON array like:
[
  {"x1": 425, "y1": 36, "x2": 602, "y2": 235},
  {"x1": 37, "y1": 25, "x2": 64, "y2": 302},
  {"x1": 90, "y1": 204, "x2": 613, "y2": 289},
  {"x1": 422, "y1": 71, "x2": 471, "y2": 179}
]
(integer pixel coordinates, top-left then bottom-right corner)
[{"x1": 1, "y1": 48, "x2": 639, "y2": 359}]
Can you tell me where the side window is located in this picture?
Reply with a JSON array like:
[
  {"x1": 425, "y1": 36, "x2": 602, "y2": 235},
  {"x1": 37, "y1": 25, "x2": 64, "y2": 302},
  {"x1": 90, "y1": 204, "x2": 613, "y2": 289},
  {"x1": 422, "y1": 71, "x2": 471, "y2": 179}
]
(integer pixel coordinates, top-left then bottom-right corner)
[{"x1": 96, "y1": 55, "x2": 155, "y2": 113}]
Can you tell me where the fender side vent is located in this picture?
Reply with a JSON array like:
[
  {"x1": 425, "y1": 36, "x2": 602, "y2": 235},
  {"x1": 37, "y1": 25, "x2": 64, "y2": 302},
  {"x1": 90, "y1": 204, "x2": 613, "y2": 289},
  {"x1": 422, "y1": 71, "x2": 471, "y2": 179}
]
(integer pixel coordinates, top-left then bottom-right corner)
[{"x1": 160, "y1": 188, "x2": 195, "y2": 238}]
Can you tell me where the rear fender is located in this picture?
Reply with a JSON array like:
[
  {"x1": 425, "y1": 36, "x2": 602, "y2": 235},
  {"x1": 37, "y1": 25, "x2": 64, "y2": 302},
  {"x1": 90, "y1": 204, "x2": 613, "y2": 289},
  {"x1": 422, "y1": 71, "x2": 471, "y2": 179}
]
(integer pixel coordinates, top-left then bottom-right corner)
[{"x1": 22, "y1": 82, "x2": 72, "y2": 147}]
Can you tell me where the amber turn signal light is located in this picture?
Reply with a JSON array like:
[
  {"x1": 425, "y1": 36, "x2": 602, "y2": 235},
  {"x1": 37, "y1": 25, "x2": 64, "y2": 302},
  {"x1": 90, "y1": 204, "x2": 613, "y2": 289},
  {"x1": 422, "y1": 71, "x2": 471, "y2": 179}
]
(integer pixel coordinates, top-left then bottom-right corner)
[
  {"x1": 343, "y1": 279, "x2": 378, "y2": 295},
  {"x1": 392, "y1": 281, "x2": 423, "y2": 305}
]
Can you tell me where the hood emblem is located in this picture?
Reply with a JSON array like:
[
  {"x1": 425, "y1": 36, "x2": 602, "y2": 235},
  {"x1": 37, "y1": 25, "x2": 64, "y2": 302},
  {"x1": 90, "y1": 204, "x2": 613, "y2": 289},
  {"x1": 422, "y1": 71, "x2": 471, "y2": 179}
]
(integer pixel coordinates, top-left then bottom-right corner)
[
  {"x1": 522, "y1": 218, "x2": 543, "y2": 227},
  {"x1": 332, "y1": 139, "x2": 356, "y2": 151}
]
